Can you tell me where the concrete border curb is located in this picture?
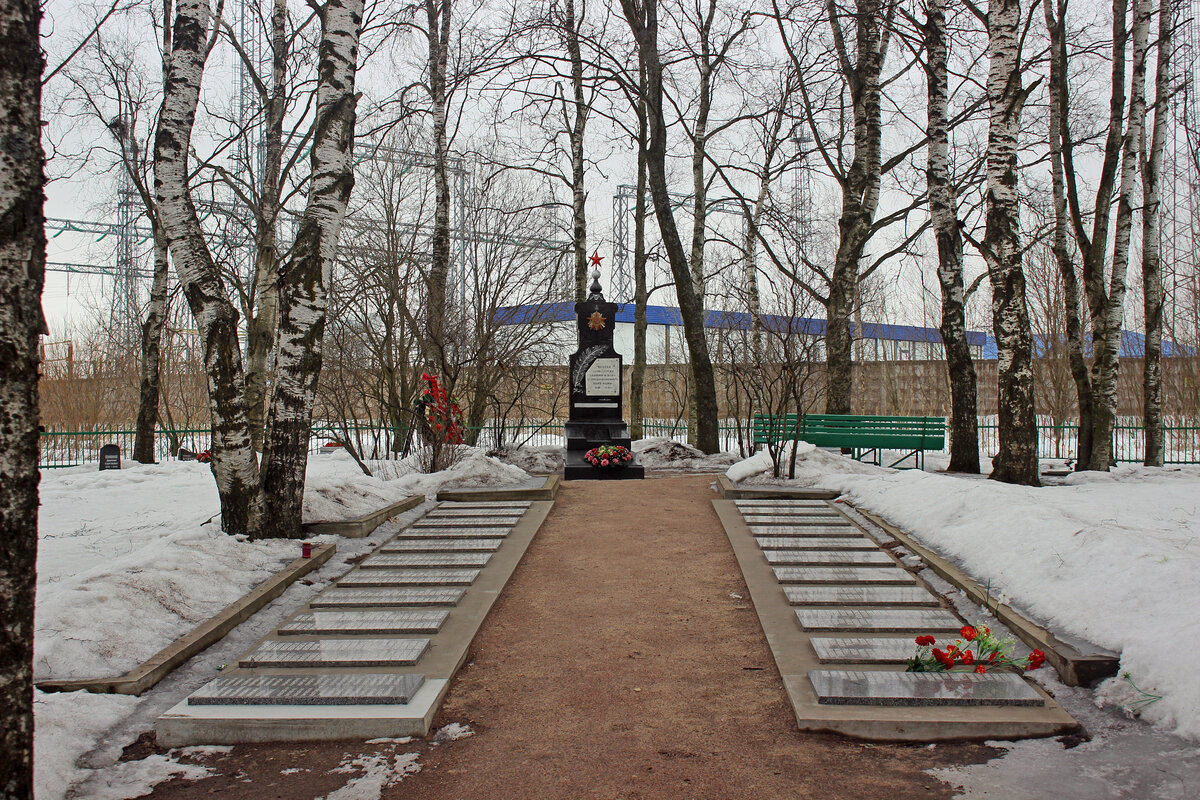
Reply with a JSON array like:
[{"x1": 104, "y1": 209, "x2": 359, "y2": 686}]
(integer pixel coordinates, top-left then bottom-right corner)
[
  {"x1": 437, "y1": 474, "x2": 561, "y2": 502},
  {"x1": 855, "y1": 507, "x2": 1120, "y2": 687},
  {"x1": 714, "y1": 500, "x2": 1079, "y2": 741},
  {"x1": 303, "y1": 495, "x2": 424, "y2": 538},
  {"x1": 37, "y1": 543, "x2": 336, "y2": 696},
  {"x1": 716, "y1": 474, "x2": 839, "y2": 500}
]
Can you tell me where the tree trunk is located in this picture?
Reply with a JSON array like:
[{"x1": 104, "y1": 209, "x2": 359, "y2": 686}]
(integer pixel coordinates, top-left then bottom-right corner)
[
  {"x1": 133, "y1": 228, "x2": 170, "y2": 463},
  {"x1": 618, "y1": 0, "x2": 720, "y2": 453},
  {"x1": 823, "y1": 0, "x2": 890, "y2": 415},
  {"x1": 926, "y1": 0, "x2": 979, "y2": 473},
  {"x1": 1090, "y1": 0, "x2": 1148, "y2": 471},
  {"x1": 155, "y1": 0, "x2": 263, "y2": 536},
  {"x1": 629, "y1": 80, "x2": 649, "y2": 441},
  {"x1": 245, "y1": 0, "x2": 289, "y2": 452},
  {"x1": 564, "y1": 0, "x2": 589, "y2": 302},
  {"x1": 1043, "y1": 0, "x2": 1094, "y2": 471},
  {"x1": 983, "y1": 0, "x2": 1039, "y2": 486},
  {"x1": 0, "y1": 0, "x2": 44, "y2": 792},
  {"x1": 260, "y1": 0, "x2": 362, "y2": 539},
  {"x1": 1142, "y1": 0, "x2": 1171, "y2": 467},
  {"x1": 424, "y1": 0, "x2": 452, "y2": 376}
]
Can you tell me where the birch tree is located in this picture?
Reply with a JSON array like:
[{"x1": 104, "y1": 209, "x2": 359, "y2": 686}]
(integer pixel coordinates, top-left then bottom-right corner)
[
  {"x1": 259, "y1": 0, "x2": 363, "y2": 539},
  {"x1": 154, "y1": 0, "x2": 264, "y2": 535},
  {"x1": 925, "y1": 0, "x2": 979, "y2": 473},
  {"x1": 1141, "y1": 0, "x2": 1173, "y2": 466},
  {"x1": 977, "y1": 0, "x2": 1040, "y2": 485},
  {"x1": 0, "y1": 0, "x2": 45, "y2": 791}
]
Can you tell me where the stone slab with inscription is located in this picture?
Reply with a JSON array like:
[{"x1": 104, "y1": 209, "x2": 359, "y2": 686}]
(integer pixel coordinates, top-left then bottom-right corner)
[
  {"x1": 748, "y1": 524, "x2": 861, "y2": 537},
  {"x1": 335, "y1": 569, "x2": 480, "y2": 587},
  {"x1": 773, "y1": 566, "x2": 917, "y2": 585},
  {"x1": 310, "y1": 587, "x2": 465, "y2": 607},
  {"x1": 380, "y1": 538, "x2": 502, "y2": 553},
  {"x1": 755, "y1": 536, "x2": 878, "y2": 551},
  {"x1": 357, "y1": 552, "x2": 492, "y2": 570},
  {"x1": 810, "y1": 637, "x2": 926, "y2": 664},
  {"x1": 809, "y1": 670, "x2": 1044, "y2": 707},
  {"x1": 239, "y1": 639, "x2": 430, "y2": 668},
  {"x1": 188, "y1": 673, "x2": 426, "y2": 706},
  {"x1": 400, "y1": 527, "x2": 510, "y2": 539},
  {"x1": 795, "y1": 608, "x2": 962, "y2": 633},
  {"x1": 735, "y1": 500, "x2": 832, "y2": 509},
  {"x1": 765, "y1": 549, "x2": 896, "y2": 567},
  {"x1": 278, "y1": 610, "x2": 449, "y2": 636},
  {"x1": 785, "y1": 586, "x2": 941, "y2": 607},
  {"x1": 741, "y1": 513, "x2": 847, "y2": 524}
]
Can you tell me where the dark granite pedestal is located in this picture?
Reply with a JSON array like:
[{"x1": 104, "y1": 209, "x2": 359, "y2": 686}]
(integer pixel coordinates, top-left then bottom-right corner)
[{"x1": 562, "y1": 259, "x2": 645, "y2": 481}]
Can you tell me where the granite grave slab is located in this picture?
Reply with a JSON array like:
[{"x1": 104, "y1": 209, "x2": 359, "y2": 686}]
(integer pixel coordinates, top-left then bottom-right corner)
[
  {"x1": 795, "y1": 608, "x2": 962, "y2": 633},
  {"x1": 279, "y1": 609, "x2": 449, "y2": 635},
  {"x1": 440, "y1": 502, "x2": 531, "y2": 509},
  {"x1": 773, "y1": 566, "x2": 917, "y2": 585},
  {"x1": 380, "y1": 539, "x2": 502, "y2": 553},
  {"x1": 741, "y1": 514, "x2": 846, "y2": 524},
  {"x1": 808, "y1": 670, "x2": 1044, "y2": 707},
  {"x1": 188, "y1": 673, "x2": 426, "y2": 706},
  {"x1": 425, "y1": 508, "x2": 525, "y2": 519},
  {"x1": 785, "y1": 586, "x2": 941, "y2": 607},
  {"x1": 404, "y1": 526, "x2": 511, "y2": 538},
  {"x1": 748, "y1": 525, "x2": 861, "y2": 537},
  {"x1": 755, "y1": 536, "x2": 878, "y2": 551},
  {"x1": 335, "y1": 568, "x2": 480, "y2": 587},
  {"x1": 765, "y1": 549, "x2": 896, "y2": 567},
  {"x1": 735, "y1": 500, "x2": 831, "y2": 509},
  {"x1": 239, "y1": 638, "x2": 430, "y2": 668},
  {"x1": 310, "y1": 587, "x2": 465, "y2": 607},
  {"x1": 809, "y1": 637, "x2": 927, "y2": 664},
  {"x1": 412, "y1": 518, "x2": 519, "y2": 529},
  {"x1": 357, "y1": 553, "x2": 492, "y2": 570}
]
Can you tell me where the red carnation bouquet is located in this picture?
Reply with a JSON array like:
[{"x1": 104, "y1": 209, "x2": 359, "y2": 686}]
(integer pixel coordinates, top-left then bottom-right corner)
[
  {"x1": 419, "y1": 373, "x2": 464, "y2": 445},
  {"x1": 906, "y1": 624, "x2": 1046, "y2": 675},
  {"x1": 584, "y1": 444, "x2": 634, "y2": 469}
]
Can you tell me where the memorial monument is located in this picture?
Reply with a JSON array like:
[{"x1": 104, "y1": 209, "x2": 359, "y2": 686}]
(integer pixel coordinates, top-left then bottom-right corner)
[{"x1": 563, "y1": 254, "x2": 645, "y2": 480}]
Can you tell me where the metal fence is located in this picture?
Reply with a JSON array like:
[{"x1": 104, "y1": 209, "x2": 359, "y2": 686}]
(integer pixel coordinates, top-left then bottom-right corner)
[{"x1": 39, "y1": 418, "x2": 1200, "y2": 468}]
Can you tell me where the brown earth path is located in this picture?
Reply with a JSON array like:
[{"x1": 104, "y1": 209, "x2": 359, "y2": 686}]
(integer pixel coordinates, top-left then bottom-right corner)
[{"x1": 137, "y1": 474, "x2": 996, "y2": 799}]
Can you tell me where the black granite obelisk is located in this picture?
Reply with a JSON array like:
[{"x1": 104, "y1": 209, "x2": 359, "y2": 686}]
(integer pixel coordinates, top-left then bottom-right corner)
[{"x1": 563, "y1": 257, "x2": 645, "y2": 480}]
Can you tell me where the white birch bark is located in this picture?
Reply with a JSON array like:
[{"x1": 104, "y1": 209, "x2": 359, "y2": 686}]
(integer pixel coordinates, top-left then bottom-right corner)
[
  {"x1": 423, "y1": 0, "x2": 452, "y2": 376},
  {"x1": 1090, "y1": 0, "x2": 1149, "y2": 470},
  {"x1": 562, "y1": 0, "x2": 589, "y2": 302},
  {"x1": 983, "y1": 0, "x2": 1039, "y2": 485},
  {"x1": 1141, "y1": 0, "x2": 1172, "y2": 466},
  {"x1": 153, "y1": 0, "x2": 263, "y2": 536},
  {"x1": 259, "y1": 0, "x2": 362, "y2": 538},
  {"x1": 0, "y1": 0, "x2": 45, "y2": 788}
]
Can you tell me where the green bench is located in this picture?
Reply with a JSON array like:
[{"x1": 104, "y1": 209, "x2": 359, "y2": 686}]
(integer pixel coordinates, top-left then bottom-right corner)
[{"x1": 752, "y1": 413, "x2": 946, "y2": 470}]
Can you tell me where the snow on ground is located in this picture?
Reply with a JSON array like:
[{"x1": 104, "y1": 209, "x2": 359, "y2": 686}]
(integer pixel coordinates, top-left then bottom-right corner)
[
  {"x1": 631, "y1": 437, "x2": 741, "y2": 471},
  {"x1": 728, "y1": 448, "x2": 1200, "y2": 742},
  {"x1": 319, "y1": 747, "x2": 422, "y2": 800},
  {"x1": 33, "y1": 690, "x2": 142, "y2": 799},
  {"x1": 491, "y1": 444, "x2": 564, "y2": 473}
]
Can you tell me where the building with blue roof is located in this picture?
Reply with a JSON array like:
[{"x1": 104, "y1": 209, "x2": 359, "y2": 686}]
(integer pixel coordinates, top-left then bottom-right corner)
[{"x1": 494, "y1": 302, "x2": 1193, "y2": 364}]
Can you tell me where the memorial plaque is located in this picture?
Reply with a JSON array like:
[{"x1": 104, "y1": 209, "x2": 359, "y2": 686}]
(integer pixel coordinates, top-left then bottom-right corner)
[
  {"x1": 755, "y1": 536, "x2": 877, "y2": 551},
  {"x1": 310, "y1": 587, "x2": 465, "y2": 607},
  {"x1": 773, "y1": 566, "x2": 916, "y2": 585},
  {"x1": 381, "y1": 538, "x2": 502, "y2": 553},
  {"x1": 279, "y1": 609, "x2": 449, "y2": 635},
  {"x1": 426, "y1": 508, "x2": 525, "y2": 518},
  {"x1": 741, "y1": 513, "x2": 846, "y2": 524},
  {"x1": 189, "y1": 673, "x2": 426, "y2": 706},
  {"x1": 358, "y1": 552, "x2": 492, "y2": 570},
  {"x1": 239, "y1": 638, "x2": 430, "y2": 668},
  {"x1": 413, "y1": 518, "x2": 518, "y2": 529},
  {"x1": 795, "y1": 608, "x2": 962, "y2": 633},
  {"x1": 808, "y1": 670, "x2": 1044, "y2": 707},
  {"x1": 736, "y1": 500, "x2": 831, "y2": 509},
  {"x1": 441, "y1": 502, "x2": 531, "y2": 510},
  {"x1": 785, "y1": 586, "x2": 941, "y2": 607},
  {"x1": 585, "y1": 358, "x2": 621, "y2": 395},
  {"x1": 810, "y1": 637, "x2": 925, "y2": 664},
  {"x1": 98, "y1": 443, "x2": 121, "y2": 471},
  {"x1": 749, "y1": 525, "x2": 860, "y2": 537},
  {"x1": 401, "y1": 527, "x2": 509, "y2": 539},
  {"x1": 765, "y1": 549, "x2": 896, "y2": 567},
  {"x1": 336, "y1": 568, "x2": 479, "y2": 587}
]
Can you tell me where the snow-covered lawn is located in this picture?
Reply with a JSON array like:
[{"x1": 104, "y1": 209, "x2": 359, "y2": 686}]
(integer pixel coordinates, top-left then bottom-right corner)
[{"x1": 731, "y1": 447, "x2": 1200, "y2": 742}]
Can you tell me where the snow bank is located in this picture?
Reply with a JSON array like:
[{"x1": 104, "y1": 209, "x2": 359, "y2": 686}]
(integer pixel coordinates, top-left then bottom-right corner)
[
  {"x1": 724, "y1": 441, "x2": 817, "y2": 482},
  {"x1": 491, "y1": 444, "x2": 564, "y2": 474},
  {"x1": 34, "y1": 690, "x2": 140, "y2": 800},
  {"x1": 726, "y1": 448, "x2": 1200, "y2": 740},
  {"x1": 633, "y1": 438, "x2": 740, "y2": 471}
]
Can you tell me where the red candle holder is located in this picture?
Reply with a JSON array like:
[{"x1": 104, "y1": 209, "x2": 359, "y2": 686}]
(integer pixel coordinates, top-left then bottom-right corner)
[{"x1": 301, "y1": 542, "x2": 313, "y2": 559}]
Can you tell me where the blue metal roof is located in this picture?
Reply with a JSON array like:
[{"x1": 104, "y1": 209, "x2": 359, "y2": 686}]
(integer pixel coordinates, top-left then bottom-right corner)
[{"x1": 493, "y1": 303, "x2": 1192, "y2": 359}]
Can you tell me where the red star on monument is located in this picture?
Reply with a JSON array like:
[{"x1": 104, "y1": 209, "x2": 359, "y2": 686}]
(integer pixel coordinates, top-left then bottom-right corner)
[{"x1": 589, "y1": 251, "x2": 603, "y2": 267}]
